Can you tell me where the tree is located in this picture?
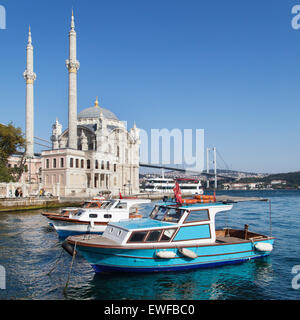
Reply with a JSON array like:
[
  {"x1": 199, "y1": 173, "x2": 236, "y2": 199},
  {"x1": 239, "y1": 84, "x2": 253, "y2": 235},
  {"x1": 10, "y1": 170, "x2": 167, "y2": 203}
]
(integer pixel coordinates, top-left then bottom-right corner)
[{"x1": 0, "y1": 123, "x2": 26, "y2": 182}]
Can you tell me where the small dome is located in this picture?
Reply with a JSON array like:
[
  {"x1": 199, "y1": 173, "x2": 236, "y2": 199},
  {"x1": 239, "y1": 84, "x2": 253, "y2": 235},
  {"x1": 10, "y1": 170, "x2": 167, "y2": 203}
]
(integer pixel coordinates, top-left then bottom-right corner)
[{"x1": 78, "y1": 97, "x2": 119, "y2": 121}]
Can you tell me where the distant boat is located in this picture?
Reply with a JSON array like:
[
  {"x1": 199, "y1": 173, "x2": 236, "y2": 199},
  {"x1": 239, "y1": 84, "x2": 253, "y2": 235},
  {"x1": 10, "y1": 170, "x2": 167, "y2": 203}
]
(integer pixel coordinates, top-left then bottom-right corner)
[
  {"x1": 142, "y1": 177, "x2": 204, "y2": 195},
  {"x1": 43, "y1": 198, "x2": 151, "y2": 238},
  {"x1": 64, "y1": 191, "x2": 274, "y2": 273}
]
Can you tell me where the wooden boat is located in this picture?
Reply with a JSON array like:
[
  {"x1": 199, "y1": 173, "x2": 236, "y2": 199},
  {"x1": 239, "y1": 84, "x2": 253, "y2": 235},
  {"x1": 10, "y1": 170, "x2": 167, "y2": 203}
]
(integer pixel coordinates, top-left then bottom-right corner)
[
  {"x1": 44, "y1": 198, "x2": 151, "y2": 238},
  {"x1": 65, "y1": 196, "x2": 274, "y2": 273}
]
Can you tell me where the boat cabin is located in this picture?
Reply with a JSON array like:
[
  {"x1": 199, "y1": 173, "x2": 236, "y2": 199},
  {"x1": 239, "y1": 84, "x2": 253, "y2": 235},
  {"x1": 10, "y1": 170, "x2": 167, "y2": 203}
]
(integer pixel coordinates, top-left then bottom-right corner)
[
  {"x1": 102, "y1": 202, "x2": 233, "y2": 247},
  {"x1": 68, "y1": 199, "x2": 151, "y2": 223}
]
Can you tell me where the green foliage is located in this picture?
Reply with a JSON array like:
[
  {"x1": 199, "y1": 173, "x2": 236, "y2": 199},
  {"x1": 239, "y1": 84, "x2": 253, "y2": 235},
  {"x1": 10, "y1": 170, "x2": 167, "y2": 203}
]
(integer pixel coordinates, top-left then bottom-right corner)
[
  {"x1": 0, "y1": 123, "x2": 26, "y2": 182},
  {"x1": 0, "y1": 123, "x2": 26, "y2": 161}
]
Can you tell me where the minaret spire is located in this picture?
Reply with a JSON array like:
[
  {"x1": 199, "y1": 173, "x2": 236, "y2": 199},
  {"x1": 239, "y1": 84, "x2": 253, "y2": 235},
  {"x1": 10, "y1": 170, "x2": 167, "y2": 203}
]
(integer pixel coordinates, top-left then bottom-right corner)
[
  {"x1": 66, "y1": 9, "x2": 80, "y2": 149},
  {"x1": 71, "y1": 8, "x2": 75, "y2": 30},
  {"x1": 23, "y1": 26, "x2": 36, "y2": 157}
]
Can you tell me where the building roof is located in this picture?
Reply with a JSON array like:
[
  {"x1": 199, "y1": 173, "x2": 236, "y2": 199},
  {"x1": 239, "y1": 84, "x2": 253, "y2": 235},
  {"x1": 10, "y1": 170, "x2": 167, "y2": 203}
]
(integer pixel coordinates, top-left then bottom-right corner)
[{"x1": 77, "y1": 97, "x2": 119, "y2": 121}]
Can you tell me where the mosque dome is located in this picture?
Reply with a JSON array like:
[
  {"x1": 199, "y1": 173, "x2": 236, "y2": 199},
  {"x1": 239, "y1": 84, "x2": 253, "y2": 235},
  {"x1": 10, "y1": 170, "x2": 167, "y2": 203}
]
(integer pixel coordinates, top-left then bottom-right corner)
[{"x1": 78, "y1": 97, "x2": 119, "y2": 121}]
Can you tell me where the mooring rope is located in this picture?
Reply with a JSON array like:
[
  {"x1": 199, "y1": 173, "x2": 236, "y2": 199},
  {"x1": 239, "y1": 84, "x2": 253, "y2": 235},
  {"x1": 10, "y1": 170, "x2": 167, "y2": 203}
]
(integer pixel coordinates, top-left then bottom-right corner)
[
  {"x1": 64, "y1": 241, "x2": 77, "y2": 293},
  {"x1": 47, "y1": 247, "x2": 64, "y2": 276}
]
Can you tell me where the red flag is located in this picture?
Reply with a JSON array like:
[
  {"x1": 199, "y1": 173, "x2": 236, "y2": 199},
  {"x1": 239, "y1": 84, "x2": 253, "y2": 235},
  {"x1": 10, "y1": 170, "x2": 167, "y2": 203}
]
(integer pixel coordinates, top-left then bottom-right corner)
[
  {"x1": 119, "y1": 192, "x2": 123, "y2": 199},
  {"x1": 173, "y1": 181, "x2": 182, "y2": 204}
]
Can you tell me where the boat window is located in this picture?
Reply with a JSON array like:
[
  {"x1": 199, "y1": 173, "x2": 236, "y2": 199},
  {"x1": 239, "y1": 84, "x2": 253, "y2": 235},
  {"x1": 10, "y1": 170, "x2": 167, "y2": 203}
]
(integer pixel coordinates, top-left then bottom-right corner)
[
  {"x1": 106, "y1": 201, "x2": 116, "y2": 209},
  {"x1": 87, "y1": 202, "x2": 99, "y2": 208},
  {"x1": 145, "y1": 230, "x2": 161, "y2": 242},
  {"x1": 160, "y1": 229, "x2": 176, "y2": 242},
  {"x1": 128, "y1": 231, "x2": 148, "y2": 243},
  {"x1": 89, "y1": 214, "x2": 98, "y2": 219},
  {"x1": 163, "y1": 208, "x2": 184, "y2": 223},
  {"x1": 75, "y1": 210, "x2": 83, "y2": 216},
  {"x1": 116, "y1": 202, "x2": 127, "y2": 209},
  {"x1": 184, "y1": 209, "x2": 209, "y2": 223},
  {"x1": 101, "y1": 201, "x2": 114, "y2": 209},
  {"x1": 104, "y1": 214, "x2": 112, "y2": 219},
  {"x1": 100, "y1": 202, "x2": 110, "y2": 209},
  {"x1": 151, "y1": 206, "x2": 169, "y2": 221}
]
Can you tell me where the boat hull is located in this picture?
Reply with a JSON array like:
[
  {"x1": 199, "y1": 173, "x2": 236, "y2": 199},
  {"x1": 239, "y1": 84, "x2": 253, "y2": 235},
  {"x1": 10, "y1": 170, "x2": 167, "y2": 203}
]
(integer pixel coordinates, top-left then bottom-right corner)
[
  {"x1": 74, "y1": 238, "x2": 274, "y2": 273},
  {"x1": 51, "y1": 220, "x2": 106, "y2": 238}
]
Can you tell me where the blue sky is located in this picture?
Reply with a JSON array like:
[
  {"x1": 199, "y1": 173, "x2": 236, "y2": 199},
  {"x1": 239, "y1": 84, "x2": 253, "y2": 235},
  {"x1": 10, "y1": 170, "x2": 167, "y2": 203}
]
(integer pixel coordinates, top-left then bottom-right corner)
[{"x1": 0, "y1": 0, "x2": 300, "y2": 174}]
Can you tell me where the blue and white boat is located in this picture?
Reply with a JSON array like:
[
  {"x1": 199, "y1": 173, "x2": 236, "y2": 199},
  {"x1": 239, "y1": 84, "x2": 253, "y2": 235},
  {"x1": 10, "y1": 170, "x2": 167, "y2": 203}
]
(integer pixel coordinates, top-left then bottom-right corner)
[
  {"x1": 65, "y1": 197, "x2": 274, "y2": 273},
  {"x1": 45, "y1": 198, "x2": 151, "y2": 238}
]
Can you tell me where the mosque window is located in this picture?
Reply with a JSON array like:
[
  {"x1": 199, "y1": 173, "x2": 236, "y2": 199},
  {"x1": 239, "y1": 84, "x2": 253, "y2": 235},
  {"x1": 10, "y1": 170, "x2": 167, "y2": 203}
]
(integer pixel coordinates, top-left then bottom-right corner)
[
  {"x1": 60, "y1": 158, "x2": 64, "y2": 168},
  {"x1": 46, "y1": 159, "x2": 49, "y2": 169},
  {"x1": 87, "y1": 160, "x2": 91, "y2": 169},
  {"x1": 117, "y1": 146, "x2": 120, "y2": 157},
  {"x1": 76, "y1": 159, "x2": 79, "y2": 168},
  {"x1": 53, "y1": 159, "x2": 57, "y2": 168},
  {"x1": 95, "y1": 160, "x2": 99, "y2": 169},
  {"x1": 114, "y1": 164, "x2": 117, "y2": 172},
  {"x1": 81, "y1": 159, "x2": 84, "y2": 168},
  {"x1": 107, "y1": 161, "x2": 110, "y2": 170},
  {"x1": 70, "y1": 158, "x2": 74, "y2": 168},
  {"x1": 101, "y1": 161, "x2": 104, "y2": 170}
]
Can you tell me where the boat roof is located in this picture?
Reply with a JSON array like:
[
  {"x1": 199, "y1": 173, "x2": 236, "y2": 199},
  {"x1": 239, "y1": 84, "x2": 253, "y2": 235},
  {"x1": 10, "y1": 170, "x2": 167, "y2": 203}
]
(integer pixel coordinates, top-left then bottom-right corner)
[
  {"x1": 110, "y1": 218, "x2": 174, "y2": 231},
  {"x1": 158, "y1": 201, "x2": 231, "y2": 210},
  {"x1": 117, "y1": 198, "x2": 151, "y2": 205}
]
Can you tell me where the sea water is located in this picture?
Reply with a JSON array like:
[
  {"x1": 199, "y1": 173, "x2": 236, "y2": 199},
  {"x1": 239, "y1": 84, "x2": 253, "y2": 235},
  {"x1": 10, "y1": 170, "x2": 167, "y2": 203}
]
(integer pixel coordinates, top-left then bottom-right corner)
[{"x1": 0, "y1": 190, "x2": 299, "y2": 300}]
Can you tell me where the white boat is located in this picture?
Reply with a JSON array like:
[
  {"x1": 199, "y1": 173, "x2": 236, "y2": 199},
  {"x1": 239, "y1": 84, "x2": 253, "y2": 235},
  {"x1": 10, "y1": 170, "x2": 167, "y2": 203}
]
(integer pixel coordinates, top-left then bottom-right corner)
[
  {"x1": 44, "y1": 198, "x2": 151, "y2": 238},
  {"x1": 142, "y1": 178, "x2": 203, "y2": 195}
]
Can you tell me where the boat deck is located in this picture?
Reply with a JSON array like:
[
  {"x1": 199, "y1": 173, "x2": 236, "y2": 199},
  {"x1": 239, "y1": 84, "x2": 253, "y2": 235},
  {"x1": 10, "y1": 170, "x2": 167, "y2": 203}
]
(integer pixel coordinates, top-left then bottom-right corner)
[
  {"x1": 216, "y1": 236, "x2": 248, "y2": 243},
  {"x1": 69, "y1": 234, "x2": 119, "y2": 246}
]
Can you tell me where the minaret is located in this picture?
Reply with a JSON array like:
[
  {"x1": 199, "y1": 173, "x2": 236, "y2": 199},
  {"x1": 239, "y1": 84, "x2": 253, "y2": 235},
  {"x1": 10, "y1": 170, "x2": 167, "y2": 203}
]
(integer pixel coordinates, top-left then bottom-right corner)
[
  {"x1": 66, "y1": 10, "x2": 80, "y2": 149},
  {"x1": 23, "y1": 26, "x2": 36, "y2": 157}
]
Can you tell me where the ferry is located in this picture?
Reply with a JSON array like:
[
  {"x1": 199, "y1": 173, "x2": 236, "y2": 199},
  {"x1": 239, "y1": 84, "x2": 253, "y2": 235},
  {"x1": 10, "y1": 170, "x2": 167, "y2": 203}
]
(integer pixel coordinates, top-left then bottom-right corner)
[
  {"x1": 44, "y1": 198, "x2": 151, "y2": 238},
  {"x1": 64, "y1": 186, "x2": 274, "y2": 273},
  {"x1": 142, "y1": 178, "x2": 203, "y2": 195}
]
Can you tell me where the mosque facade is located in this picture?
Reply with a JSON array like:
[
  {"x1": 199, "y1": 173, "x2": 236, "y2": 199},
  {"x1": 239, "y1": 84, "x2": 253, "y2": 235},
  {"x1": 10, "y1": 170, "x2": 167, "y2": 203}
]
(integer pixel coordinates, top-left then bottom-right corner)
[{"x1": 21, "y1": 12, "x2": 140, "y2": 197}]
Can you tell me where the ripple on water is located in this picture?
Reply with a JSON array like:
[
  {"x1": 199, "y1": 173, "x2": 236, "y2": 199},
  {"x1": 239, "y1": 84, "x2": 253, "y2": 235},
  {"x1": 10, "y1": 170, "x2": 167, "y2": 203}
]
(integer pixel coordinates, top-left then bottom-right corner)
[{"x1": 0, "y1": 191, "x2": 300, "y2": 300}]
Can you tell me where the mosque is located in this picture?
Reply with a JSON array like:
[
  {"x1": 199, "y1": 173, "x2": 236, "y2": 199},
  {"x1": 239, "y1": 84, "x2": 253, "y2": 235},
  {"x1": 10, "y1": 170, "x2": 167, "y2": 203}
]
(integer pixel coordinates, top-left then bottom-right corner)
[{"x1": 18, "y1": 11, "x2": 140, "y2": 197}]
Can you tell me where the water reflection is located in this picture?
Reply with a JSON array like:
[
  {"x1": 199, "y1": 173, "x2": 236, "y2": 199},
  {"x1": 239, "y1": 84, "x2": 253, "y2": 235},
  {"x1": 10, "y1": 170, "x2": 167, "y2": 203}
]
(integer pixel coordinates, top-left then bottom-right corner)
[{"x1": 62, "y1": 257, "x2": 274, "y2": 300}]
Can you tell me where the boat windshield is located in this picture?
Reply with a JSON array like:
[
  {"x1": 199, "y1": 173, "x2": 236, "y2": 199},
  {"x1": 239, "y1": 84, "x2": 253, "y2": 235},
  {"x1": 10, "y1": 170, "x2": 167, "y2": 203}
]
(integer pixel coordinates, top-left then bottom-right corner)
[
  {"x1": 150, "y1": 206, "x2": 184, "y2": 223},
  {"x1": 74, "y1": 209, "x2": 84, "y2": 216},
  {"x1": 100, "y1": 201, "x2": 114, "y2": 209},
  {"x1": 83, "y1": 201, "x2": 101, "y2": 208}
]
